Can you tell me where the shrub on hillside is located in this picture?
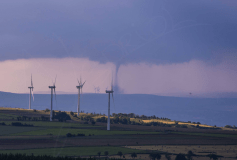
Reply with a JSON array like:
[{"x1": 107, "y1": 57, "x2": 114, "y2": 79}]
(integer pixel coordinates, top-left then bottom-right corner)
[
  {"x1": 131, "y1": 152, "x2": 137, "y2": 159},
  {"x1": 96, "y1": 117, "x2": 107, "y2": 123},
  {"x1": 66, "y1": 133, "x2": 72, "y2": 137},
  {"x1": 45, "y1": 108, "x2": 50, "y2": 112},
  {"x1": 91, "y1": 121, "x2": 96, "y2": 126},
  {"x1": 11, "y1": 122, "x2": 33, "y2": 127},
  {"x1": 175, "y1": 154, "x2": 187, "y2": 160}
]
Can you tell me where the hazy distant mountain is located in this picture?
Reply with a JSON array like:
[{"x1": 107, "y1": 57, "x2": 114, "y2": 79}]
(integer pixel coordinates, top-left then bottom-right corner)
[{"x1": 0, "y1": 91, "x2": 236, "y2": 127}]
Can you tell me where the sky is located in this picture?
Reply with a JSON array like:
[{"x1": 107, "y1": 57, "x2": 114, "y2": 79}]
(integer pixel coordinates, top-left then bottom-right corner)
[{"x1": 0, "y1": 0, "x2": 237, "y2": 97}]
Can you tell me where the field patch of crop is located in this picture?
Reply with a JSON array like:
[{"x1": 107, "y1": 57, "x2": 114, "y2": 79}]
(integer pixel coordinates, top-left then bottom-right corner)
[
  {"x1": 0, "y1": 146, "x2": 143, "y2": 157},
  {"x1": 0, "y1": 113, "x2": 18, "y2": 120},
  {"x1": 142, "y1": 119, "x2": 213, "y2": 128},
  {"x1": 0, "y1": 125, "x2": 44, "y2": 136},
  {"x1": 2, "y1": 120, "x2": 102, "y2": 128},
  {"x1": 175, "y1": 132, "x2": 237, "y2": 138},
  {"x1": 10, "y1": 128, "x2": 160, "y2": 136},
  {"x1": 126, "y1": 145, "x2": 237, "y2": 159}
]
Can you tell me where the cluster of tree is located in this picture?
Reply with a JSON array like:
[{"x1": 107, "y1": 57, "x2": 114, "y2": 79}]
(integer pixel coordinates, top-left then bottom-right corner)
[
  {"x1": 0, "y1": 153, "x2": 124, "y2": 160},
  {"x1": 224, "y1": 125, "x2": 237, "y2": 129},
  {"x1": 80, "y1": 115, "x2": 96, "y2": 125},
  {"x1": 207, "y1": 154, "x2": 219, "y2": 160},
  {"x1": 0, "y1": 122, "x2": 33, "y2": 127},
  {"x1": 66, "y1": 133, "x2": 86, "y2": 137},
  {"x1": 142, "y1": 122, "x2": 172, "y2": 127},
  {"x1": 149, "y1": 153, "x2": 161, "y2": 160},
  {"x1": 53, "y1": 111, "x2": 71, "y2": 122},
  {"x1": 112, "y1": 113, "x2": 170, "y2": 120},
  {"x1": 11, "y1": 122, "x2": 33, "y2": 127},
  {"x1": 41, "y1": 116, "x2": 50, "y2": 121},
  {"x1": 111, "y1": 117, "x2": 131, "y2": 124},
  {"x1": 0, "y1": 122, "x2": 6, "y2": 125},
  {"x1": 192, "y1": 122, "x2": 201, "y2": 124},
  {"x1": 79, "y1": 112, "x2": 212, "y2": 128},
  {"x1": 81, "y1": 115, "x2": 93, "y2": 122},
  {"x1": 45, "y1": 108, "x2": 50, "y2": 112},
  {"x1": 97, "y1": 151, "x2": 125, "y2": 159},
  {"x1": 173, "y1": 151, "x2": 197, "y2": 160},
  {"x1": 16, "y1": 116, "x2": 49, "y2": 121},
  {"x1": 96, "y1": 116, "x2": 131, "y2": 125},
  {"x1": 69, "y1": 111, "x2": 78, "y2": 117}
]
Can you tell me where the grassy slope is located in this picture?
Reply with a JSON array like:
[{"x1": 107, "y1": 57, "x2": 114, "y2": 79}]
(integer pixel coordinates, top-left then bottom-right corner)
[{"x1": 0, "y1": 107, "x2": 234, "y2": 130}]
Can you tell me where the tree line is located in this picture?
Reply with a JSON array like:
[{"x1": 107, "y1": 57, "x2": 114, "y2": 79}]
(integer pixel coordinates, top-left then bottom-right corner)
[{"x1": 0, "y1": 153, "x2": 124, "y2": 160}]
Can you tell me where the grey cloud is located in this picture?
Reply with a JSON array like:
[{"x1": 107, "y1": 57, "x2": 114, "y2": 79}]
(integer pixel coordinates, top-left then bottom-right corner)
[{"x1": 0, "y1": 0, "x2": 236, "y2": 66}]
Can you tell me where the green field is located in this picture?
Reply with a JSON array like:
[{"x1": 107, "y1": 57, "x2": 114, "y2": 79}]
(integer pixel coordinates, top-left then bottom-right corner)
[
  {"x1": 2, "y1": 121, "x2": 102, "y2": 128},
  {"x1": 0, "y1": 108, "x2": 237, "y2": 160},
  {"x1": 0, "y1": 146, "x2": 143, "y2": 157},
  {"x1": 0, "y1": 126, "x2": 43, "y2": 136},
  {"x1": 10, "y1": 127, "x2": 160, "y2": 136},
  {"x1": 0, "y1": 113, "x2": 18, "y2": 120},
  {"x1": 175, "y1": 131, "x2": 237, "y2": 138}
]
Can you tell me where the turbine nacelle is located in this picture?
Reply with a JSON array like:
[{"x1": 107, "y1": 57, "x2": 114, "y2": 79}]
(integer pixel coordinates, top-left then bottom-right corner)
[
  {"x1": 76, "y1": 85, "x2": 84, "y2": 89},
  {"x1": 105, "y1": 90, "x2": 114, "y2": 93},
  {"x1": 76, "y1": 77, "x2": 86, "y2": 116},
  {"x1": 48, "y1": 86, "x2": 56, "y2": 89}
]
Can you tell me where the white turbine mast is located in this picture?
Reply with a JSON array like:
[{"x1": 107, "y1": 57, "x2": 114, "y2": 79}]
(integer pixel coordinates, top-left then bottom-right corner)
[
  {"x1": 76, "y1": 77, "x2": 86, "y2": 116},
  {"x1": 48, "y1": 75, "x2": 57, "y2": 122},
  {"x1": 28, "y1": 74, "x2": 34, "y2": 110},
  {"x1": 105, "y1": 77, "x2": 114, "y2": 131}
]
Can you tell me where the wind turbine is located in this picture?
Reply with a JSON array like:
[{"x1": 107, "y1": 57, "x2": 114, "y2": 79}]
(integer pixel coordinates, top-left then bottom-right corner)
[
  {"x1": 48, "y1": 76, "x2": 57, "y2": 122},
  {"x1": 97, "y1": 87, "x2": 100, "y2": 93},
  {"x1": 105, "y1": 78, "x2": 114, "y2": 131},
  {"x1": 76, "y1": 77, "x2": 86, "y2": 116},
  {"x1": 93, "y1": 86, "x2": 97, "y2": 93},
  {"x1": 28, "y1": 74, "x2": 34, "y2": 110}
]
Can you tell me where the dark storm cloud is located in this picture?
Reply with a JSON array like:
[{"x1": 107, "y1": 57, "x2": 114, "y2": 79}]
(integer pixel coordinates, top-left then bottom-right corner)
[{"x1": 0, "y1": 0, "x2": 237, "y2": 64}]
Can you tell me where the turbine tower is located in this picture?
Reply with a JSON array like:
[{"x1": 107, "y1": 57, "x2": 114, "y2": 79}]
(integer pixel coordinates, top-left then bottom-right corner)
[
  {"x1": 105, "y1": 79, "x2": 114, "y2": 131},
  {"x1": 48, "y1": 76, "x2": 57, "y2": 122},
  {"x1": 28, "y1": 75, "x2": 34, "y2": 110},
  {"x1": 76, "y1": 77, "x2": 86, "y2": 116}
]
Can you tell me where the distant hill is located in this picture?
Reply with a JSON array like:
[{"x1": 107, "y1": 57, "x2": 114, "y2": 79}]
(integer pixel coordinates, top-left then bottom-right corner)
[{"x1": 0, "y1": 91, "x2": 236, "y2": 127}]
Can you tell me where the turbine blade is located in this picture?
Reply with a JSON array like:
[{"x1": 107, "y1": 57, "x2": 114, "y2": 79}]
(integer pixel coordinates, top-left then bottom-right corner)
[
  {"x1": 55, "y1": 75, "x2": 57, "y2": 85},
  {"x1": 54, "y1": 88, "x2": 56, "y2": 100},
  {"x1": 80, "y1": 77, "x2": 82, "y2": 85},
  {"x1": 31, "y1": 74, "x2": 33, "y2": 87},
  {"x1": 32, "y1": 89, "x2": 34, "y2": 101},
  {"x1": 112, "y1": 93, "x2": 114, "y2": 102},
  {"x1": 111, "y1": 76, "x2": 113, "y2": 91},
  {"x1": 112, "y1": 93, "x2": 115, "y2": 109},
  {"x1": 82, "y1": 81, "x2": 86, "y2": 86},
  {"x1": 77, "y1": 78, "x2": 80, "y2": 85}
]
